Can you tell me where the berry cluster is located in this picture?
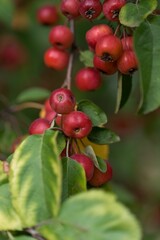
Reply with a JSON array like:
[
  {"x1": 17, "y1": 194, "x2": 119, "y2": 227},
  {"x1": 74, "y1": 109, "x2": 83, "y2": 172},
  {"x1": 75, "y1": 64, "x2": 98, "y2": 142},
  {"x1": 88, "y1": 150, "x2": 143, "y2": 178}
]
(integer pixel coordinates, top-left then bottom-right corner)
[
  {"x1": 28, "y1": 0, "x2": 141, "y2": 187},
  {"x1": 28, "y1": 87, "x2": 112, "y2": 186},
  {"x1": 37, "y1": 0, "x2": 138, "y2": 92}
]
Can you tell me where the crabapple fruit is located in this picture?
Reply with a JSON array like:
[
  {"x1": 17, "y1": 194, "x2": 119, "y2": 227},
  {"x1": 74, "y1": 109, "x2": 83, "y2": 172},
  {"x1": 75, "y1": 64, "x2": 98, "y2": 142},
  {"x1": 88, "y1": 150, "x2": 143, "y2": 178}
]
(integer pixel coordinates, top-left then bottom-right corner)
[
  {"x1": 117, "y1": 50, "x2": 138, "y2": 75},
  {"x1": 62, "y1": 111, "x2": 92, "y2": 138},
  {"x1": 29, "y1": 118, "x2": 50, "y2": 135},
  {"x1": 75, "y1": 67, "x2": 102, "y2": 91},
  {"x1": 103, "y1": 0, "x2": 126, "y2": 22},
  {"x1": 49, "y1": 25, "x2": 74, "y2": 50},
  {"x1": 49, "y1": 88, "x2": 76, "y2": 114},
  {"x1": 86, "y1": 24, "x2": 113, "y2": 51},
  {"x1": 44, "y1": 47, "x2": 69, "y2": 70},
  {"x1": 95, "y1": 35, "x2": 123, "y2": 62},
  {"x1": 71, "y1": 153, "x2": 94, "y2": 180},
  {"x1": 37, "y1": 5, "x2": 58, "y2": 25},
  {"x1": 89, "y1": 161, "x2": 113, "y2": 187}
]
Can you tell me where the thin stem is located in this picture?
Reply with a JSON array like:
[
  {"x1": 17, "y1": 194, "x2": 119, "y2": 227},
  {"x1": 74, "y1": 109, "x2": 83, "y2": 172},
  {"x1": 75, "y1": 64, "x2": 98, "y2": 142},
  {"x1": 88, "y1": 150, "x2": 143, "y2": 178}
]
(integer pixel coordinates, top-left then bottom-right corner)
[
  {"x1": 11, "y1": 102, "x2": 44, "y2": 112},
  {"x1": 26, "y1": 228, "x2": 46, "y2": 240},
  {"x1": 66, "y1": 138, "x2": 71, "y2": 157},
  {"x1": 114, "y1": 24, "x2": 121, "y2": 36},
  {"x1": 61, "y1": 20, "x2": 74, "y2": 90}
]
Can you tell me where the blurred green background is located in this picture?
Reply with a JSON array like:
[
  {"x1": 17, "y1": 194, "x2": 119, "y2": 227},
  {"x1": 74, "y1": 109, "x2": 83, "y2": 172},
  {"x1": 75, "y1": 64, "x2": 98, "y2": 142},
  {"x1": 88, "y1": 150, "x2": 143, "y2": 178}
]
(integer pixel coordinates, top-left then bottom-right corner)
[{"x1": 0, "y1": 1, "x2": 160, "y2": 239}]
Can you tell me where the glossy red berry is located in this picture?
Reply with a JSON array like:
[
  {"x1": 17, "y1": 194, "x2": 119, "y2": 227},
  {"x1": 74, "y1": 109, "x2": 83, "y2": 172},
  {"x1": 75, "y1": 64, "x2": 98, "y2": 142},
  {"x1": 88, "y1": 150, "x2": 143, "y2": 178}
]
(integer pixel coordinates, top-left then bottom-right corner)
[
  {"x1": 44, "y1": 98, "x2": 52, "y2": 113},
  {"x1": 49, "y1": 25, "x2": 74, "y2": 50},
  {"x1": 62, "y1": 111, "x2": 92, "y2": 139},
  {"x1": 55, "y1": 114, "x2": 63, "y2": 127},
  {"x1": 29, "y1": 118, "x2": 50, "y2": 135},
  {"x1": 75, "y1": 67, "x2": 102, "y2": 91},
  {"x1": 117, "y1": 50, "x2": 138, "y2": 75},
  {"x1": 95, "y1": 34, "x2": 123, "y2": 62},
  {"x1": 60, "y1": 0, "x2": 80, "y2": 19},
  {"x1": 89, "y1": 161, "x2": 113, "y2": 187},
  {"x1": 103, "y1": 0, "x2": 126, "y2": 22},
  {"x1": 86, "y1": 24, "x2": 113, "y2": 51},
  {"x1": 79, "y1": 0, "x2": 102, "y2": 20},
  {"x1": 93, "y1": 55, "x2": 117, "y2": 75},
  {"x1": 71, "y1": 154, "x2": 94, "y2": 180},
  {"x1": 44, "y1": 47, "x2": 69, "y2": 70},
  {"x1": 37, "y1": 5, "x2": 58, "y2": 25},
  {"x1": 121, "y1": 36, "x2": 133, "y2": 50},
  {"x1": 45, "y1": 111, "x2": 57, "y2": 123},
  {"x1": 49, "y1": 88, "x2": 76, "y2": 114}
]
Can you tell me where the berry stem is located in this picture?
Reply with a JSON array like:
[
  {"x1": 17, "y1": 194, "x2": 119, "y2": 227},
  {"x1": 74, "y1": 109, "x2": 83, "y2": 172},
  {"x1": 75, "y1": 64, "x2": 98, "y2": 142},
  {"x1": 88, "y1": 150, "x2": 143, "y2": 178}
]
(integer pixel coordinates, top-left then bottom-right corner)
[
  {"x1": 114, "y1": 24, "x2": 121, "y2": 36},
  {"x1": 66, "y1": 137, "x2": 71, "y2": 157},
  {"x1": 61, "y1": 20, "x2": 74, "y2": 90}
]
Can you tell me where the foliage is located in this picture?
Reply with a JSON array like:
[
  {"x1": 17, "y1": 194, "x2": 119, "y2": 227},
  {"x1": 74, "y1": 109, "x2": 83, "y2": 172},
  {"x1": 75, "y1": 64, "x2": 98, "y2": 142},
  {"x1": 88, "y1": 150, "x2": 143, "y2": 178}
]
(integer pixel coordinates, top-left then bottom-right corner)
[{"x1": 0, "y1": 0, "x2": 160, "y2": 239}]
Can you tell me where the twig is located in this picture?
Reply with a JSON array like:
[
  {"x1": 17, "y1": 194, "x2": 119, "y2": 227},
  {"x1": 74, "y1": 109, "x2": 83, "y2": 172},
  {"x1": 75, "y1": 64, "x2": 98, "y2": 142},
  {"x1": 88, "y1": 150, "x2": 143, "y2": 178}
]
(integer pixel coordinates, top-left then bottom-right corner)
[
  {"x1": 61, "y1": 20, "x2": 74, "y2": 90},
  {"x1": 11, "y1": 102, "x2": 44, "y2": 112}
]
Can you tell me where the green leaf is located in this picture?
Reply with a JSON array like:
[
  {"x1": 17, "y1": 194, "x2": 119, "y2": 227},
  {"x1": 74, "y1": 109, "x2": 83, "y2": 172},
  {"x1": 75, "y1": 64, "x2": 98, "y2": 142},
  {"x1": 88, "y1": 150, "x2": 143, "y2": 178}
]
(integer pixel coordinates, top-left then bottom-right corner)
[
  {"x1": 56, "y1": 131, "x2": 66, "y2": 155},
  {"x1": 0, "y1": 184, "x2": 22, "y2": 231},
  {"x1": 119, "y1": 0, "x2": 157, "y2": 27},
  {"x1": 115, "y1": 73, "x2": 132, "y2": 113},
  {"x1": 84, "y1": 146, "x2": 107, "y2": 172},
  {"x1": 134, "y1": 18, "x2": 160, "y2": 113},
  {"x1": 38, "y1": 190, "x2": 142, "y2": 240},
  {"x1": 0, "y1": 162, "x2": 8, "y2": 185},
  {"x1": 9, "y1": 130, "x2": 62, "y2": 227},
  {"x1": 0, "y1": 0, "x2": 14, "y2": 26},
  {"x1": 77, "y1": 99, "x2": 107, "y2": 126},
  {"x1": 61, "y1": 157, "x2": 86, "y2": 201},
  {"x1": 16, "y1": 87, "x2": 50, "y2": 103},
  {"x1": 88, "y1": 127, "x2": 120, "y2": 144},
  {"x1": 80, "y1": 50, "x2": 94, "y2": 67}
]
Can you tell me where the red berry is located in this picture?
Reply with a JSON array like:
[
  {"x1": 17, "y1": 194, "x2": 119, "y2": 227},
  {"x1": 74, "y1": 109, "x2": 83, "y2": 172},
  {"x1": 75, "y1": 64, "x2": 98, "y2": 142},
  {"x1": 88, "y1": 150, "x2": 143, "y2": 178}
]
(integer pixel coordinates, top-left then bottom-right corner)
[
  {"x1": 121, "y1": 36, "x2": 133, "y2": 50},
  {"x1": 93, "y1": 55, "x2": 117, "y2": 75},
  {"x1": 29, "y1": 118, "x2": 50, "y2": 135},
  {"x1": 62, "y1": 111, "x2": 92, "y2": 139},
  {"x1": 60, "y1": 0, "x2": 80, "y2": 19},
  {"x1": 117, "y1": 50, "x2": 138, "y2": 75},
  {"x1": 37, "y1": 5, "x2": 58, "y2": 25},
  {"x1": 45, "y1": 111, "x2": 57, "y2": 123},
  {"x1": 95, "y1": 34, "x2": 123, "y2": 62},
  {"x1": 79, "y1": 0, "x2": 102, "y2": 20},
  {"x1": 55, "y1": 114, "x2": 63, "y2": 127},
  {"x1": 75, "y1": 67, "x2": 102, "y2": 91},
  {"x1": 103, "y1": 0, "x2": 126, "y2": 22},
  {"x1": 49, "y1": 25, "x2": 74, "y2": 50},
  {"x1": 86, "y1": 24, "x2": 113, "y2": 51},
  {"x1": 44, "y1": 47, "x2": 69, "y2": 70},
  {"x1": 89, "y1": 161, "x2": 113, "y2": 187},
  {"x1": 71, "y1": 153, "x2": 94, "y2": 180},
  {"x1": 49, "y1": 88, "x2": 76, "y2": 114},
  {"x1": 44, "y1": 98, "x2": 52, "y2": 113}
]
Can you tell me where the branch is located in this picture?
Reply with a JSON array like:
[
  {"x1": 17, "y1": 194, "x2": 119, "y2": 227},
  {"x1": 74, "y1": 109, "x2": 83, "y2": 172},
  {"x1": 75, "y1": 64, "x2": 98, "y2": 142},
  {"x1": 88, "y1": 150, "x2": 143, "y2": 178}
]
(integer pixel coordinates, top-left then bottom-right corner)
[
  {"x1": 61, "y1": 20, "x2": 75, "y2": 90},
  {"x1": 11, "y1": 102, "x2": 44, "y2": 112}
]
